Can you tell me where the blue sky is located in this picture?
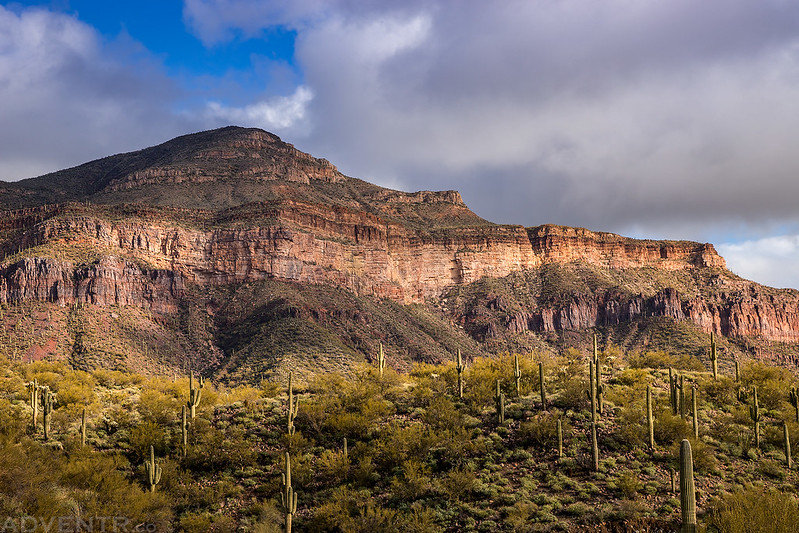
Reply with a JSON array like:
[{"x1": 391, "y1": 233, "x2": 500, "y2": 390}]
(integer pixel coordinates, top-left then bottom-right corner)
[{"x1": 2, "y1": 1, "x2": 799, "y2": 289}]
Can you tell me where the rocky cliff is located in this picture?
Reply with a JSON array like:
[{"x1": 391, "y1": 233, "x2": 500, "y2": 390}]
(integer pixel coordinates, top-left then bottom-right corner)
[{"x1": 0, "y1": 126, "x2": 796, "y2": 368}]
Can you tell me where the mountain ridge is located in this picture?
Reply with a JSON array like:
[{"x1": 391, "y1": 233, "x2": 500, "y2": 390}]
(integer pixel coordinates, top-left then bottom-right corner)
[{"x1": 0, "y1": 126, "x2": 796, "y2": 378}]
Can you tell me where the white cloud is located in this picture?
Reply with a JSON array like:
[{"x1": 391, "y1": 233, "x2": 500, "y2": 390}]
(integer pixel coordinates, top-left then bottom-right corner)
[
  {"x1": 718, "y1": 236, "x2": 799, "y2": 289},
  {"x1": 203, "y1": 86, "x2": 314, "y2": 132},
  {"x1": 0, "y1": 6, "x2": 186, "y2": 180}
]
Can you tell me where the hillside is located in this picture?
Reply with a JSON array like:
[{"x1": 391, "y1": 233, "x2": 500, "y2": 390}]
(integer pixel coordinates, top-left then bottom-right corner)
[
  {"x1": 0, "y1": 126, "x2": 796, "y2": 381},
  {"x1": 2, "y1": 349, "x2": 799, "y2": 532}
]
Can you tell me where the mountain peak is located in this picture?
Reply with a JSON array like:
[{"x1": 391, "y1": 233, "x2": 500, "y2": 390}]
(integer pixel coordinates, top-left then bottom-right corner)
[{"x1": 0, "y1": 127, "x2": 485, "y2": 227}]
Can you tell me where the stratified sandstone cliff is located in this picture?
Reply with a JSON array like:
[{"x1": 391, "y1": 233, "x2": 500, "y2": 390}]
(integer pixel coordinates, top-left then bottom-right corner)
[{"x1": 0, "y1": 126, "x2": 796, "y2": 356}]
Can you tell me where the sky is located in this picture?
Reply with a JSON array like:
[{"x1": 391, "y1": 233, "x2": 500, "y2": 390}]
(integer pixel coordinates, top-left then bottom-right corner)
[{"x1": 2, "y1": 1, "x2": 799, "y2": 289}]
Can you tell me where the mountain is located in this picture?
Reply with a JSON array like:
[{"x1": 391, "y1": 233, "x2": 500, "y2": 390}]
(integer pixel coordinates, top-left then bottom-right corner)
[{"x1": 0, "y1": 126, "x2": 797, "y2": 381}]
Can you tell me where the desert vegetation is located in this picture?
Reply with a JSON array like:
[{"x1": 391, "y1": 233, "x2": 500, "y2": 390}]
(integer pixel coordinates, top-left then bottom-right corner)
[{"x1": 2, "y1": 338, "x2": 799, "y2": 532}]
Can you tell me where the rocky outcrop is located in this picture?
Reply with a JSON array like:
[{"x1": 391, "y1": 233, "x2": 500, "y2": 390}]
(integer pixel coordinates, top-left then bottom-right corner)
[
  {"x1": 481, "y1": 286, "x2": 799, "y2": 343},
  {"x1": 0, "y1": 256, "x2": 183, "y2": 314}
]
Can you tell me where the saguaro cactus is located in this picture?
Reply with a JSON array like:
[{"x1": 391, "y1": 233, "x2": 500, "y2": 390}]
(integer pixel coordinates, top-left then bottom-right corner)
[
  {"x1": 784, "y1": 421, "x2": 792, "y2": 469},
  {"x1": 495, "y1": 380, "x2": 505, "y2": 424},
  {"x1": 590, "y1": 421, "x2": 599, "y2": 471},
  {"x1": 513, "y1": 354, "x2": 522, "y2": 397},
  {"x1": 669, "y1": 368, "x2": 679, "y2": 415},
  {"x1": 587, "y1": 360, "x2": 597, "y2": 422},
  {"x1": 735, "y1": 359, "x2": 740, "y2": 382},
  {"x1": 750, "y1": 385, "x2": 762, "y2": 450},
  {"x1": 679, "y1": 376, "x2": 687, "y2": 421},
  {"x1": 456, "y1": 349, "x2": 465, "y2": 399},
  {"x1": 181, "y1": 405, "x2": 190, "y2": 456},
  {"x1": 710, "y1": 332, "x2": 718, "y2": 380},
  {"x1": 557, "y1": 418, "x2": 563, "y2": 458},
  {"x1": 539, "y1": 362, "x2": 547, "y2": 409},
  {"x1": 187, "y1": 373, "x2": 202, "y2": 419},
  {"x1": 377, "y1": 342, "x2": 386, "y2": 377},
  {"x1": 41, "y1": 387, "x2": 55, "y2": 441},
  {"x1": 287, "y1": 372, "x2": 300, "y2": 437},
  {"x1": 646, "y1": 384, "x2": 655, "y2": 450},
  {"x1": 691, "y1": 386, "x2": 699, "y2": 440},
  {"x1": 26, "y1": 379, "x2": 40, "y2": 429},
  {"x1": 592, "y1": 334, "x2": 604, "y2": 416},
  {"x1": 145, "y1": 445, "x2": 162, "y2": 493},
  {"x1": 680, "y1": 439, "x2": 697, "y2": 533},
  {"x1": 282, "y1": 451, "x2": 298, "y2": 533},
  {"x1": 80, "y1": 408, "x2": 87, "y2": 447},
  {"x1": 789, "y1": 387, "x2": 799, "y2": 423}
]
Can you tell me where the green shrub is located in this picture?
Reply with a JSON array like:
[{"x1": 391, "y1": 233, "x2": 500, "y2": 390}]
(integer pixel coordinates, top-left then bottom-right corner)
[{"x1": 706, "y1": 485, "x2": 799, "y2": 533}]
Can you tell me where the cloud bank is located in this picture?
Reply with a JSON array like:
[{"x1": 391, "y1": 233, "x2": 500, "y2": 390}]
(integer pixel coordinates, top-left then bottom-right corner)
[{"x1": 4, "y1": 1, "x2": 799, "y2": 288}]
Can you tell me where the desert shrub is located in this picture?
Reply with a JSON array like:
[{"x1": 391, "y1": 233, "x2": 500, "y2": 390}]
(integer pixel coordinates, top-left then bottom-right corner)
[
  {"x1": 615, "y1": 470, "x2": 642, "y2": 499},
  {"x1": 437, "y1": 467, "x2": 477, "y2": 501},
  {"x1": 178, "y1": 511, "x2": 238, "y2": 533},
  {"x1": 552, "y1": 373, "x2": 589, "y2": 411},
  {"x1": 303, "y1": 370, "x2": 396, "y2": 440},
  {"x1": 421, "y1": 394, "x2": 464, "y2": 431},
  {"x1": 316, "y1": 448, "x2": 350, "y2": 484},
  {"x1": 183, "y1": 420, "x2": 257, "y2": 472},
  {"x1": 653, "y1": 409, "x2": 691, "y2": 446},
  {"x1": 609, "y1": 404, "x2": 646, "y2": 450},
  {"x1": 518, "y1": 411, "x2": 567, "y2": 450},
  {"x1": 0, "y1": 398, "x2": 27, "y2": 440},
  {"x1": 627, "y1": 350, "x2": 703, "y2": 371},
  {"x1": 390, "y1": 459, "x2": 432, "y2": 501},
  {"x1": 137, "y1": 389, "x2": 180, "y2": 426},
  {"x1": 741, "y1": 362, "x2": 795, "y2": 409},
  {"x1": 706, "y1": 485, "x2": 799, "y2": 533},
  {"x1": 374, "y1": 421, "x2": 438, "y2": 470},
  {"x1": 127, "y1": 420, "x2": 169, "y2": 460},
  {"x1": 399, "y1": 506, "x2": 443, "y2": 533},
  {"x1": 700, "y1": 375, "x2": 737, "y2": 407}
]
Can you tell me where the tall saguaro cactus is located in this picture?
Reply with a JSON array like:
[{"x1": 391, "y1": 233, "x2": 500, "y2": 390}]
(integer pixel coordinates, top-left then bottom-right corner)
[
  {"x1": 679, "y1": 376, "x2": 687, "y2": 421},
  {"x1": 784, "y1": 421, "x2": 792, "y2": 469},
  {"x1": 145, "y1": 445, "x2": 162, "y2": 493},
  {"x1": 41, "y1": 387, "x2": 55, "y2": 441},
  {"x1": 593, "y1": 334, "x2": 604, "y2": 416},
  {"x1": 587, "y1": 360, "x2": 597, "y2": 422},
  {"x1": 539, "y1": 362, "x2": 547, "y2": 410},
  {"x1": 691, "y1": 386, "x2": 699, "y2": 440},
  {"x1": 27, "y1": 379, "x2": 40, "y2": 429},
  {"x1": 734, "y1": 359, "x2": 740, "y2": 382},
  {"x1": 377, "y1": 342, "x2": 386, "y2": 377},
  {"x1": 181, "y1": 405, "x2": 190, "y2": 457},
  {"x1": 287, "y1": 372, "x2": 300, "y2": 437},
  {"x1": 669, "y1": 368, "x2": 679, "y2": 416},
  {"x1": 789, "y1": 387, "x2": 799, "y2": 423},
  {"x1": 495, "y1": 380, "x2": 505, "y2": 424},
  {"x1": 456, "y1": 349, "x2": 465, "y2": 399},
  {"x1": 557, "y1": 418, "x2": 563, "y2": 458},
  {"x1": 590, "y1": 421, "x2": 599, "y2": 471},
  {"x1": 750, "y1": 385, "x2": 762, "y2": 450},
  {"x1": 282, "y1": 451, "x2": 298, "y2": 533},
  {"x1": 646, "y1": 385, "x2": 655, "y2": 450},
  {"x1": 80, "y1": 408, "x2": 87, "y2": 447},
  {"x1": 187, "y1": 373, "x2": 203, "y2": 420},
  {"x1": 710, "y1": 332, "x2": 718, "y2": 380},
  {"x1": 680, "y1": 439, "x2": 697, "y2": 533},
  {"x1": 513, "y1": 354, "x2": 522, "y2": 397}
]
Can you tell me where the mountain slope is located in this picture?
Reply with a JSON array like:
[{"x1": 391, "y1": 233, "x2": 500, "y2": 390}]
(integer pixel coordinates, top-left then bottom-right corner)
[{"x1": 0, "y1": 126, "x2": 797, "y2": 379}]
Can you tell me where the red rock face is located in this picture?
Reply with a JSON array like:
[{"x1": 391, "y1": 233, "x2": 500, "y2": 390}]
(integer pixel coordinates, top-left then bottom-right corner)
[{"x1": 1, "y1": 200, "x2": 797, "y2": 342}]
